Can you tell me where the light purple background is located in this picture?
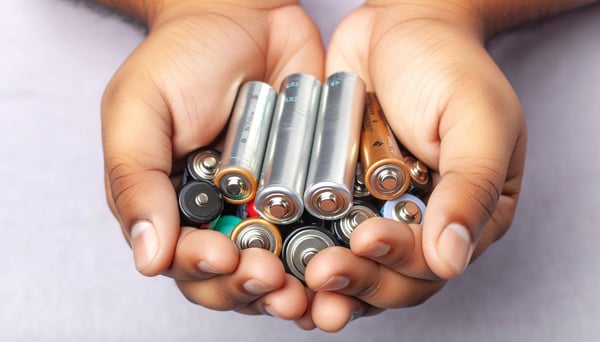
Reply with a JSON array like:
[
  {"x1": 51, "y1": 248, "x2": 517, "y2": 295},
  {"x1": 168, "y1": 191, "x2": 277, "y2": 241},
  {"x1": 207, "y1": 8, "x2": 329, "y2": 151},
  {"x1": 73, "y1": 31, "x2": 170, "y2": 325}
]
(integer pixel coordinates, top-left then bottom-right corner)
[{"x1": 1, "y1": 1, "x2": 599, "y2": 341}]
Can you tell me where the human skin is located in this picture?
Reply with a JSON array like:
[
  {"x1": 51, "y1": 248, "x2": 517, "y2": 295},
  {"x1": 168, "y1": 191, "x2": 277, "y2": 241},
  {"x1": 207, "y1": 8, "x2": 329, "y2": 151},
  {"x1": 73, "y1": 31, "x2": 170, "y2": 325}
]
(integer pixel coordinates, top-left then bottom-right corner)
[{"x1": 99, "y1": 0, "x2": 596, "y2": 332}]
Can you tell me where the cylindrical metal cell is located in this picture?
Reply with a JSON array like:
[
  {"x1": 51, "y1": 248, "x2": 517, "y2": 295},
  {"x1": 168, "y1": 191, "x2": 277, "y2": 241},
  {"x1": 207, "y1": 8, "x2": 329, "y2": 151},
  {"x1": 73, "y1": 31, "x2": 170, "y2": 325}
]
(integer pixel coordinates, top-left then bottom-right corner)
[
  {"x1": 353, "y1": 161, "x2": 371, "y2": 199},
  {"x1": 215, "y1": 81, "x2": 277, "y2": 204},
  {"x1": 178, "y1": 180, "x2": 224, "y2": 227},
  {"x1": 185, "y1": 148, "x2": 221, "y2": 183},
  {"x1": 404, "y1": 156, "x2": 433, "y2": 196},
  {"x1": 281, "y1": 226, "x2": 340, "y2": 283},
  {"x1": 360, "y1": 92, "x2": 410, "y2": 200},
  {"x1": 211, "y1": 215, "x2": 243, "y2": 237},
  {"x1": 304, "y1": 72, "x2": 365, "y2": 220},
  {"x1": 381, "y1": 193, "x2": 426, "y2": 225},
  {"x1": 332, "y1": 200, "x2": 380, "y2": 247},
  {"x1": 231, "y1": 218, "x2": 283, "y2": 256},
  {"x1": 256, "y1": 73, "x2": 322, "y2": 224}
]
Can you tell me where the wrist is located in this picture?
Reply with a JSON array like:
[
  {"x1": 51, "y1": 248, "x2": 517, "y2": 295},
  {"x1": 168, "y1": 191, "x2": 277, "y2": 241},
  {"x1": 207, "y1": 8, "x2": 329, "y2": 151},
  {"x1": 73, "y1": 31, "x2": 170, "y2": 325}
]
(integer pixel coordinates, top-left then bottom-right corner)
[
  {"x1": 366, "y1": 0, "x2": 598, "y2": 40},
  {"x1": 148, "y1": 0, "x2": 300, "y2": 30},
  {"x1": 364, "y1": 0, "x2": 485, "y2": 41}
]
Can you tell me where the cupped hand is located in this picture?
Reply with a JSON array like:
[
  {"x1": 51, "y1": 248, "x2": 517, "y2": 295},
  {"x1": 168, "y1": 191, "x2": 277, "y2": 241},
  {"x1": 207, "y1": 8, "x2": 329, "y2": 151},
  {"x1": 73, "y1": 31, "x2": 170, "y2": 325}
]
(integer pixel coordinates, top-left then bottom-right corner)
[
  {"x1": 101, "y1": 0, "x2": 324, "y2": 319},
  {"x1": 302, "y1": 0, "x2": 527, "y2": 331}
]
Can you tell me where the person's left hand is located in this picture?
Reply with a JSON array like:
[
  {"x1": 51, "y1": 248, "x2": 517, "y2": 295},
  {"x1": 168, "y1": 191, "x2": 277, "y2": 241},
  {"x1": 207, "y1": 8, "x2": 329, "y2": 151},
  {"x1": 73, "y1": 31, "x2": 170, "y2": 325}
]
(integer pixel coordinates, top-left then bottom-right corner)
[{"x1": 297, "y1": 0, "x2": 527, "y2": 331}]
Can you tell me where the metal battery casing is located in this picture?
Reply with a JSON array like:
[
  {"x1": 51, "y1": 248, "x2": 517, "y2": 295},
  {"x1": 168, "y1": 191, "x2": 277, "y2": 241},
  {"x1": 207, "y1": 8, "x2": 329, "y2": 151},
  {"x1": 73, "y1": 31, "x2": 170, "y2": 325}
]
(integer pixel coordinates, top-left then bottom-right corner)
[
  {"x1": 404, "y1": 156, "x2": 433, "y2": 196},
  {"x1": 256, "y1": 73, "x2": 321, "y2": 225},
  {"x1": 231, "y1": 217, "x2": 283, "y2": 256},
  {"x1": 303, "y1": 72, "x2": 365, "y2": 220},
  {"x1": 381, "y1": 193, "x2": 426, "y2": 225},
  {"x1": 353, "y1": 162, "x2": 371, "y2": 199},
  {"x1": 360, "y1": 92, "x2": 411, "y2": 200},
  {"x1": 332, "y1": 200, "x2": 380, "y2": 247},
  {"x1": 281, "y1": 226, "x2": 340, "y2": 283},
  {"x1": 178, "y1": 180, "x2": 224, "y2": 227},
  {"x1": 185, "y1": 148, "x2": 221, "y2": 183},
  {"x1": 214, "y1": 81, "x2": 277, "y2": 204}
]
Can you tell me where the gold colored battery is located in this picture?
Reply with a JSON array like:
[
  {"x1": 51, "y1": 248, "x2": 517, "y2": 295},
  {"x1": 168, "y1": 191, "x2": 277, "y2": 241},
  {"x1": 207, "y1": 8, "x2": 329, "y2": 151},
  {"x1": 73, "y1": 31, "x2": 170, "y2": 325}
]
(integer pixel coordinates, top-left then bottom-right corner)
[
  {"x1": 360, "y1": 93, "x2": 411, "y2": 200},
  {"x1": 230, "y1": 217, "x2": 283, "y2": 257}
]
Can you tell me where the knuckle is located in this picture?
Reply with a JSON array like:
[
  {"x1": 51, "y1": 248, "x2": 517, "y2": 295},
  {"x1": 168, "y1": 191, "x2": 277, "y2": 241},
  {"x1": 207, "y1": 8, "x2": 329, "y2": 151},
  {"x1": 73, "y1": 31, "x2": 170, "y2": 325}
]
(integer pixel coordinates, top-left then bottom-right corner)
[
  {"x1": 456, "y1": 168, "x2": 502, "y2": 223},
  {"x1": 107, "y1": 160, "x2": 143, "y2": 213}
]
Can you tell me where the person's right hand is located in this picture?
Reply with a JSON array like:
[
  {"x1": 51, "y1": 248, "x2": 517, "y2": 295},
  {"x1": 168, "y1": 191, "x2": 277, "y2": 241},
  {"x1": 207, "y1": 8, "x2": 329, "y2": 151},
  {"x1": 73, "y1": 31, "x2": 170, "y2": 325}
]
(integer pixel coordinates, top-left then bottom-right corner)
[{"x1": 101, "y1": 0, "x2": 324, "y2": 319}]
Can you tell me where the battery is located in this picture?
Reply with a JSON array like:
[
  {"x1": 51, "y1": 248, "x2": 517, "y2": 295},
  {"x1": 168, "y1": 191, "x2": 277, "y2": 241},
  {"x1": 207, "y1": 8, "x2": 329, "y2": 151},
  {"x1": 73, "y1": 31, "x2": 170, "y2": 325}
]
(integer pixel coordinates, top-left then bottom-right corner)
[
  {"x1": 304, "y1": 72, "x2": 365, "y2": 220},
  {"x1": 281, "y1": 226, "x2": 340, "y2": 283},
  {"x1": 214, "y1": 81, "x2": 277, "y2": 204},
  {"x1": 255, "y1": 73, "x2": 321, "y2": 225},
  {"x1": 332, "y1": 200, "x2": 380, "y2": 247},
  {"x1": 211, "y1": 215, "x2": 243, "y2": 238},
  {"x1": 360, "y1": 92, "x2": 410, "y2": 200},
  {"x1": 230, "y1": 217, "x2": 283, "y2": 256},
  {"x1": 404, "y1": 156, "x2": 433, "y2": 196},
  {"x1": 178, "y1": 180, "x2": 224, "y2": 227},
  {"x1": 353, "y1": 162, "x2": 371, "y2": 199},
  {"x1": 185, "y1": 147, "x2": 221, "y2": 183},
  {"x1": 381, "y1": 193, "x2": 426, "y2": 225}
]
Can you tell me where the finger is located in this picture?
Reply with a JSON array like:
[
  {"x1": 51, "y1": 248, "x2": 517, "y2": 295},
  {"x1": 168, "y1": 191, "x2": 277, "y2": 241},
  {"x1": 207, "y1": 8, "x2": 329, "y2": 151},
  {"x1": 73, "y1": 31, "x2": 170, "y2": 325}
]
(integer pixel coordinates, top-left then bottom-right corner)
[
  {"x1": 350, "y1": 217, "x2": 439, "y2": 280},
  {"x1": 310, "y1": 291, "x2": 369, "y2": 332},
  {"x1": 176, "y1": 248, "x2": 286, "y2": 311},
  {"x1": 305, "y1": 247, "x2": 446, "y2": 309},
  {"x1": 102, "y1": 72, "x2": 179, "y2": 276},
  {"x1": 294, "y1": 289, "x2": 317, "y2": 330},
  {"x1": 419, "y1": 81, "x2": 525, "y2": 279},
  {"x1": 165, "y1": 228, "x2": 239, "y2": 280},
  {"x1": 236, "y1": 274, "x2": 308, "y2": 320}
]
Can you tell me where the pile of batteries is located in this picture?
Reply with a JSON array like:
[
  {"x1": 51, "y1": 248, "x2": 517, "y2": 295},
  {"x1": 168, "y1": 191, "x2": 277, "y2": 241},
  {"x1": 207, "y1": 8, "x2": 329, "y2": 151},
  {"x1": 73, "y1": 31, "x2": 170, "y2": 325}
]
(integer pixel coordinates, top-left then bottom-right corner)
[{"x1": 177, "y1": 72, "x2": 432, "y2": 283}]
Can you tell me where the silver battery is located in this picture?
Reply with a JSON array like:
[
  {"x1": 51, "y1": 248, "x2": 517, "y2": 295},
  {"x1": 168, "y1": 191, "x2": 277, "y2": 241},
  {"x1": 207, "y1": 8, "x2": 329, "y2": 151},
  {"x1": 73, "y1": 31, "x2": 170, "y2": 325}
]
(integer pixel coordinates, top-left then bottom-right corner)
[
  {"x1": 186, "y1": 148, "x2": 220, "y2": 182},
  {"x1": 255, "y1": 73, "x2": 321, "y2": 224},
  {"x1": 353, "y1": 162, "x2": 370, "y2": 198},
  {"x1": 303, "y1": 72, "x2": 366, "y2": 220},
  {"x1": 281, "y1": 226, "x2": 339, "y2": 283},
  {"x1": 214, "y1": 81, "x2": 277, "y2": 204},
  {"x1": 332, "y1": 200, "x2": 380, "y2": 247},
  {"x1": 381, "y1": 193, "x2": 426, "y2": 225}
]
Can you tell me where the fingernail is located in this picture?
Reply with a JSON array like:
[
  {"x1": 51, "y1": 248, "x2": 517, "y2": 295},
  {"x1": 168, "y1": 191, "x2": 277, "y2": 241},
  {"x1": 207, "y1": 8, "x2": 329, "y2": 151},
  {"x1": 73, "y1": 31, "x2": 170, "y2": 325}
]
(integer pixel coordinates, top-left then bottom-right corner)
[
  {"x1": 264, "y1": 305, "x2": 277, "y2": 317},
  {"x1": 243, "y1": 279, "x2": 276, "y2": 296},
  {"x1": 438, "y1": 223, "x2": 473, "y2": 275},
  {"x1": 363, "y1": 242, "x2": 390, "y2": 258},
  {"x1": 197, "y1": 261, "x2": 218, "y2": 274},
  {"x1": 130, "y1": 220, "x2": 159, "y2": 271},
  {"x1": 318, "y1": 275, "x2": 350, "y2": 291}
]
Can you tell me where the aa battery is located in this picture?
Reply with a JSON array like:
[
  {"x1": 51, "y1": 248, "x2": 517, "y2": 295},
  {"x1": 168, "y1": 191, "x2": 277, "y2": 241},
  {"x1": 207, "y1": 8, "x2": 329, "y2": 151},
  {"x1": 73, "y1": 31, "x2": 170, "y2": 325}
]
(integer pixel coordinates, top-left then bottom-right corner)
[
  {"x1": 353, "y1": 162, "x2": 370, "y2": 199},
  {"x1": 178, "y1": 180, "x2": 224, "y2": 227},
  {"x1": 332, "y1": 200, "x2": 380, "y2": 247},
  {"x1": 405, "y1": 156, "x2": 433, "y2": 196},
  {"x1": 231, "y1": 217, "x2": 282, "y2": 256},
  {"x1": 304, "y1": 72, "x2": 365, "y2": 220},
  {"x1": 214, "y1": 81, "x2": 277, "y2": 204},
  {"x1": 256, "y1": 73, "x2": 321, "y2": 225},
  {"x1": 185, "y1": 148, "x2": 221, "y2": 183},
  {"x1": 281, "y1": 226, "x2": 340, "y2": 283},
  {"x1": 360, "y1": 92, "x2": 410, "y2": 200},
  {"x1": 381, "y1": 193, "x2": 426, "y2": 225}
]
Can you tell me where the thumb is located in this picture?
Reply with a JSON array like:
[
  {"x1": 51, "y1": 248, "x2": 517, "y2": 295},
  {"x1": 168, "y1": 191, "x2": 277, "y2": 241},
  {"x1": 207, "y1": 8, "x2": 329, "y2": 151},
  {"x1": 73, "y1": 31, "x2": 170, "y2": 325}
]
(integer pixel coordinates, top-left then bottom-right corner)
[
  {"x1": 102, "y1": 74, "x2": 180, "y2": 276},
  {"x1": 421, "y1": 94, "x2": 523, "y2": 280}
]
